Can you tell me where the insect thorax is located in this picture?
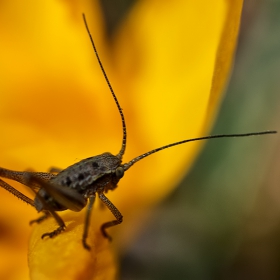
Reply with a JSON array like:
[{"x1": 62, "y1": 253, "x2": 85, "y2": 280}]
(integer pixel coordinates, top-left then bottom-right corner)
[{"x1": 34, "y1": 152, "x2": 122, "y2": 212}]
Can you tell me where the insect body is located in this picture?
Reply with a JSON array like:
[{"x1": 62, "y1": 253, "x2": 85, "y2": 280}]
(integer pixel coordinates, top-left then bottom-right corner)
[{"x1": 0, "y1": 14, "x2": 276, "y2": 250}]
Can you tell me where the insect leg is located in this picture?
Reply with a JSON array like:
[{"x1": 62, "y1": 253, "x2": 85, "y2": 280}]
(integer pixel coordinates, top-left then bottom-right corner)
[
  {"x1": 98, "y1": 192, "x2": 123, "y2": 241},
  {"x1": 34, "y1": 191, "x2": 66, "y2": 239},
  {"x1": 0, "y1": 167, "x2": 55, "y2": 185},
  {"x1": 29, "y1": 176, "x2": 87, "y2": 212},
  {"x1": 82, "y1": 195, "x2": 96, "y2": 250},
  {"x1": 0, "y1": 178, "x2": 34, "y2": 206},
  {"x1": 29, "y1": 211, "x2": 50, "y2": 225},
  {"x1": 26, "y1": 175, "x2": 66, "y2": 239}
]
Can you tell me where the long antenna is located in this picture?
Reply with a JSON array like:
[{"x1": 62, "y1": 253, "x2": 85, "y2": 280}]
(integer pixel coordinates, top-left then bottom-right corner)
[
  {"x1": 123, "y1": 131, "x2": 277, "y2": 171},
  {"x1": 83, "y1": 14, "x2": 127, "y2": 159}
]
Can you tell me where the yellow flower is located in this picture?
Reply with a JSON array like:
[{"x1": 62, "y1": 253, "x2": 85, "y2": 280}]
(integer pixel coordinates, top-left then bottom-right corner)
[{"x1": 0, "y1": 0, "x2": 243, "y2": 279}]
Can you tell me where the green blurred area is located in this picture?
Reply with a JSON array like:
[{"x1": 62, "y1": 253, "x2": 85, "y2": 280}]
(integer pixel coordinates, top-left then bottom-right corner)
[{"x1": 99, "y1": 0, "x2": 280, "y2": 279}]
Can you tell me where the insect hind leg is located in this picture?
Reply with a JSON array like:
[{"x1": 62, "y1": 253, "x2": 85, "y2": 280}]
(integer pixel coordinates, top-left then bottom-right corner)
[
  {"x1": 0, "y1": 178, "x2": 35, "y2": 206},
  {"x1": 26, "y1": 175, "x2": 66, "y2": 239}
]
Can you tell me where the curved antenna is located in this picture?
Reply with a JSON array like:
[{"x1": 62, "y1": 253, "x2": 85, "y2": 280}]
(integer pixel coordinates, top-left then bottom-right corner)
[
  {"x1": 83, "y1": 14, "x2": 127, "y2": 159},
  {"x1": 123, "y1": 130, "x2": 277, "y2": 171}
]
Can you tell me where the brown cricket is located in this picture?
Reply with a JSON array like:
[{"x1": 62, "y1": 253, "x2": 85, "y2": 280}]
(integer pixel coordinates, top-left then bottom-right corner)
[{"x1": 0, "y1": 14, "x2": 276, "y2": 250}]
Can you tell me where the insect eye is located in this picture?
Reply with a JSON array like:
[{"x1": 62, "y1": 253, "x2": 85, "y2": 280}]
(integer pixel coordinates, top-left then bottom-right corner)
[{"x1": 115, "y1": 167, "x2": 124, "y2": 179}]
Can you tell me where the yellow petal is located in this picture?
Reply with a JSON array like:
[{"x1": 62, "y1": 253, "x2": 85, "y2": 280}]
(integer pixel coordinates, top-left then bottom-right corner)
[
  {"x1": 29, "y1": 208, "x2": 117, "y2": 280},
  {"x1": 0, "y1": 0, "x2": 243, "y2": 279},
  {"x1": 111, "y1": 0, "x2": 243, "y2": 246}
]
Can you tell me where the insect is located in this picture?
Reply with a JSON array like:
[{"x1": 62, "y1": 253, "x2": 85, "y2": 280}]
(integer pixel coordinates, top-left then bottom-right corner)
[{"x1": 0, "y1": 14, "x2": 276, "y2": 250}]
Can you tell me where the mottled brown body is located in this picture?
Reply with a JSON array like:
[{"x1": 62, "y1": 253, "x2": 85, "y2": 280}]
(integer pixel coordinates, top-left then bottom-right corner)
[
  {"x1": 0, "y1": 152, "x2": 124, "y2": 249},
  {"x1": 34, "y1": 153, "x2": 122, "y2": 212}
]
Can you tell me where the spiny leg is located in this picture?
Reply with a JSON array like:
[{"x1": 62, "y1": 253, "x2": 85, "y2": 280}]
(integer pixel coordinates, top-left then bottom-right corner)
[
  {"x1": 0, "y1": 167, "x2": 55, "y2": 191},
  {"x1": 82, "y1": 195, "x2": 96, "y2": 250},
  {"x1": 0, "y1": 178, "x2": 35, "y2": 207},
  {"x1": 0, "y1": 168, "x2": 64, "y2": 236},
  {"x1": 98, "y1": 192, "x2": 123, "y2": 241}
]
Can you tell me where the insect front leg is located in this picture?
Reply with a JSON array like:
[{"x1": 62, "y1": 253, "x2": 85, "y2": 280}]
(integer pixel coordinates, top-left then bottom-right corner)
[
  {"x1": 82, "y1": 195, "x2": 96, "y2": 250},
  {"x1": 98, "y1": 192, "x2": 123, "y2": 241}
]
